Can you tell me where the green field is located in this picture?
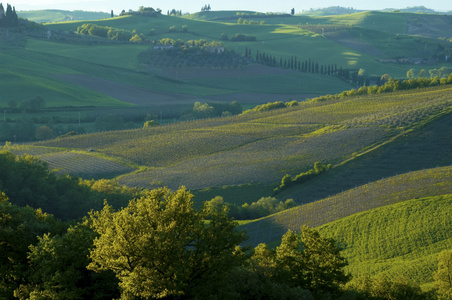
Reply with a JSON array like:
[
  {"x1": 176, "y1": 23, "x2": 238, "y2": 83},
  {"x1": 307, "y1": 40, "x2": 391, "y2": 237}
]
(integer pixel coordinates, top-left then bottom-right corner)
[
  {"x1": 319, "y1": 194, "x2": 452, "y2": 288},
  {"x1": 242, "y1": 166, "x2": 452, "y2": 247},
  {"x1": 4, "y1": 85, "x2": 444, "y2": 210},
  {"x1": 18, "y1": 10, "x2": 111, "y2": 23}
]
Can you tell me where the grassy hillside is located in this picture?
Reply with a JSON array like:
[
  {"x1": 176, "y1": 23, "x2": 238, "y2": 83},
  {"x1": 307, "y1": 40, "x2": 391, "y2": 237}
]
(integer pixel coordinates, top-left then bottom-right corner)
[
  {"x1": 319, "y1": 194, "x2": 452, "y2": 288},
  {"x1": 242, "y1": 166, "x2": 452, "y2": 247},
  {"x1": 15, "y1": 85, "x2": 448, "y2": 205},
  {"x1": 2, "y1": 10, "x2": 449, "y2": 115},
  {"x1": 18, "y1": 10, "x2": 111, "y2": 23}
]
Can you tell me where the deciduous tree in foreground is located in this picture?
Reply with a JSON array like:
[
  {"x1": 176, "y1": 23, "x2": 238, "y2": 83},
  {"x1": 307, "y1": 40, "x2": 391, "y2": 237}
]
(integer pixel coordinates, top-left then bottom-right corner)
[{"x1": 87, "y1": 187, "x2": 247, "y2": 299}]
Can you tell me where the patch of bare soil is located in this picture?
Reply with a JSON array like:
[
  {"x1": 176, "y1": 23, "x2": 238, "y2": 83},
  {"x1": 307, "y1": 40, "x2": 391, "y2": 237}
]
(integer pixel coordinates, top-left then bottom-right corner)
[{"x1": 323, "y1": 30, "x2": 384, "y2": 56}]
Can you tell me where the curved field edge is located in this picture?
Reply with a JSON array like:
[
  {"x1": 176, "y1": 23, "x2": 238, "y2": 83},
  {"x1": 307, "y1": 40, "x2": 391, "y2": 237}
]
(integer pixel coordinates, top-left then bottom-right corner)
[
  {"x1": 32, "y1": 85, "x2": 452, "y2": 190},
  {"x1": 241, "y1": 166, "x2": 452, "y2": 247},
  {"x1": 318, "y1": 194, "x2": 452, "y2": 288},
  {"x1": 0, "y1": 144, "x2": 138, "y2": 180}
]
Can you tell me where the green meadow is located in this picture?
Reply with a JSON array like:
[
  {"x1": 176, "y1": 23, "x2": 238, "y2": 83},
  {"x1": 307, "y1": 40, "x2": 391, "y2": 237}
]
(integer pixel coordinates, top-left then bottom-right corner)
[
  {"x1": 319, "y1": 194, "x2": 452, "y2": 289},
  {"x1": 0, "y1": 9, "x2": 452, "y2": 293}
]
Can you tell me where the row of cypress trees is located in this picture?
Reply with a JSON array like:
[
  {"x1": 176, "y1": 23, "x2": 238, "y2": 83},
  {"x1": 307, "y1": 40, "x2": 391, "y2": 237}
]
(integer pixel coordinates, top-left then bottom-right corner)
[{"x1": 0, "y1": 3, "x2": 19, "y2": 28}]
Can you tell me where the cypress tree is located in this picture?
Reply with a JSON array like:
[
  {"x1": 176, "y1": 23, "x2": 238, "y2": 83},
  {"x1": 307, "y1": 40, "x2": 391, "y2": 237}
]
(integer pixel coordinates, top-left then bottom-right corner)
[{"x1": 0, "y1": 3, "x2": 4, "y2": 27}]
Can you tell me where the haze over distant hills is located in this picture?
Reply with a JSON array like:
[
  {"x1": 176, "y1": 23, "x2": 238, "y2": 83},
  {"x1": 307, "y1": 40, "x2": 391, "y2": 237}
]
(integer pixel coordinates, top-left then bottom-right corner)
[{"x1": 17, "y1": 5, "x2": 452, "y2": 24}]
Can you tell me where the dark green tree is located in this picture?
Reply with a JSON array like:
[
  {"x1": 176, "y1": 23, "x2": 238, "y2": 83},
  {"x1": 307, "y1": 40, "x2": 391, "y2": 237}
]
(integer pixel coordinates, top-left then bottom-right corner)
[
  {"x1": 87, "y1": 187, "x2": 247, "y2": 299},
  {"x1": 0, "y1": 193, "x2": 63, "y2": 298},
  {"x1": 434, "y1": 249, "x2": 452, "y2": 299}
]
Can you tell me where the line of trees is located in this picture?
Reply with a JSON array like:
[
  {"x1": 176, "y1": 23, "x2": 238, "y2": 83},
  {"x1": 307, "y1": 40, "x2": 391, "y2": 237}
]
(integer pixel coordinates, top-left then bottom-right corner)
[
  {"x1": 76, "y1": 23, "x2": 144, "y2": 43},
  {"x1": 0, "y1": 3, "x2": 18, "y2": 28},
  {"x1": 311, "y1": 73, "x2": 452, "y2": 102},
  {"x1": 246, "y1": 47, "x2": 344, "y2": 77}
]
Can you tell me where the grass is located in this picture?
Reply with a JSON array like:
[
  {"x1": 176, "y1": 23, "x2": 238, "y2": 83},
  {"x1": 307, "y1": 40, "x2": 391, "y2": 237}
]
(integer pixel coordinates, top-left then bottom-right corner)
[
  {"x1": 241, "y1": 166, "x2": 452, "y2": 248},
  {"x1": 18, "y1": 10, "x2": 111, "y2": 23},
  {"x1": 0, "y1": 47, "x2": 130, "y2": 107},
  {"x1": 318, "y1": 194, "x2": 452, "y2": 288},
  {"x1": 24, "y1": 85, "x2": 451, "y2": 207}
]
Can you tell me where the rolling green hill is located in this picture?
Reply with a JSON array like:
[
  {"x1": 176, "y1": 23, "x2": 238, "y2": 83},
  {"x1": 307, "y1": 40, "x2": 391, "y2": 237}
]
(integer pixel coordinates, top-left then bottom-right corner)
[
  {"x1": 319, "y1": 194, "x2": 452, "y2": 288},
  {"x1": 9, "y1": 84, "x2": 448, "y2": 209},
  {"x1": 17, "y1": 10, "x2": 111, "y2": 23},
  {"x1": 242, "y1": 166, "x2": 452, "y2": 247}
]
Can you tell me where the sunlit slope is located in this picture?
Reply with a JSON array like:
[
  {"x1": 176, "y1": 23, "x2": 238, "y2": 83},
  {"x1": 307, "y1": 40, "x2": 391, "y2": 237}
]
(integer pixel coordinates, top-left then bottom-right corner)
[
  {"x1": 0, "y1": 48, "x2": 128, "y2": 107},
  {"x1": 34, "y1": 85, "x2": 452, "y2": 191},
  {"x1": 318, "y1": 194, "x2": 452, "y2": 287},
  {"x1": 41, "y1": 13, "x2": 425, "y2": 77}
]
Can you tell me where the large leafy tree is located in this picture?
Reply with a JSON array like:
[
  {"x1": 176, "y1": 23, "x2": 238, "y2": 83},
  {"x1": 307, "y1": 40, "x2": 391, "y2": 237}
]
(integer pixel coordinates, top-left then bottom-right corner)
[{"x1": 88, "y1": 187, "x2": 247, "y2": 299}]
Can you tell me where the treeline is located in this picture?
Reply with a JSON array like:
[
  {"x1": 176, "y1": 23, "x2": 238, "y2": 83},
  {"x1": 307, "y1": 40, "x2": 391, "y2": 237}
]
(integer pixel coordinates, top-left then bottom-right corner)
[
  {"x1": 245, "y1": 74, "x2": 452, "y2": 114},
  {"x1": 245, "y1": 47, "x2": 347, "y2": 77},
  {"x1": 275, "y1": 162, "x2": 332, "y2": 194},
  {"x1": 138, "y1": 39, "x2": 252, "y2": 69},
  {"x1": 222, "y1": 33, "x2": 257, "y2": 41},
  {"x1": 243, "y1": 100, "x2": 299, "y2": 113},
  {"x1": 205, "y1": 195, "x2": 297, "y2": 219},
  {"x1": 0, "y1": 3, "x2": 18, "y2": 28},
  {"x1": 183, "y1": 101, "x2": 243, "y2": 119},
  {"x1": 76, "y1": 23, "x2": 144, "y2": 42},
  {"x1": 312, "y1": 74, "x2": 452, "y2": 102}
]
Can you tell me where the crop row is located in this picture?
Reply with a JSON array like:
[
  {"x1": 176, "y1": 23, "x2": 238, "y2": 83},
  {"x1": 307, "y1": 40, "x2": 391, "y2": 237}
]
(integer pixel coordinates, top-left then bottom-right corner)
[
  {"x1": 32, "y1": 85, "x2": 451, "y2": 189},
  {"x1": 243, "y1": 166, "x2": 452, "y2": 247}
]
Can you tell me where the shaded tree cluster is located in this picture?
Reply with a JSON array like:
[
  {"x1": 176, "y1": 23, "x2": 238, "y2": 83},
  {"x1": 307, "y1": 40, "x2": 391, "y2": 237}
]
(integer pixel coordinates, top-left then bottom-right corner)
[
  {"x1": 205, "y1": 195, "x2": 297, "y2": 220},
  {"x1": 0, "y1": 3, "x2": 18, "y2": 28},
  {"x1": 201, "y1": 4, "x2": 211, "y2": 11},
  {"x1": 312, "y1": 73, "x2": 452, "y2": 102},
  {"x1": 0, "y1": 151, "x2": 143, "y2": 220},
  {"x1": 275, "y1": 162, "x2": 332, "y2": 193},
  {"x1": 76, "y1": 23, "x2": 144, "y2": 43}
]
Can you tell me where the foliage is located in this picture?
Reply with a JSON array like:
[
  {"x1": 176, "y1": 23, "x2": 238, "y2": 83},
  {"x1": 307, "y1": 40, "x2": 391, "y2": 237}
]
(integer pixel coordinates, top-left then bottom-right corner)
[
  {"x1": 0, "y1": 3, "x2": 18, "y2": 28},
  {"x1": 345, "y1": 274, "x2": 428, "y2": 299},
  {"x1": 275, "y1": 162, "x2": 331, "y2": 193},
  {"x1": 76, "y1": 23, "x2": 144, "y2": 43},
  {"x1": 17, "y1": 221, "x2": 119, "y2": 299},
  {"x1": 311, "y1": 75, "x2": 452, "y2": 103},
  {"x1": 230, "y1": 33, "x2": 257, "y2": 41},
  {"x1": 243, "y1": 166, "x2": 452, "y2": 247},
  {"x1": 0, "y1": 150, "x2": 142, "y2": 220},
  {"x1": 35, "y1": 85, "x2": 452, "y2": 193},
  {"x1": 434, "y1": 250, "x2": 452, "y2": 299},
  {"x1": 0, "y1": 193, "x2": 63, "y2": 298},
  {"x1": 143, "y1": 120, "x2": 159, "y2": 128},
  {"x1": 88, "y1": 187, "x2": 247, "y2": 299},
  {"x1": 205, "y1": 196, "x2": 296, "y2": 220},
  {"x1": 251, "y1": 226, "x2": 349, "y2": 296}
]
